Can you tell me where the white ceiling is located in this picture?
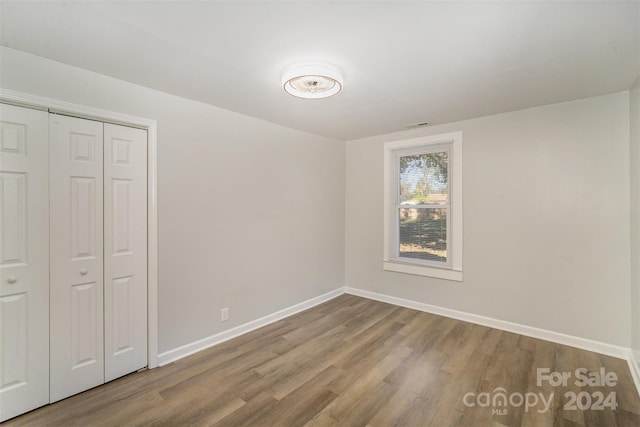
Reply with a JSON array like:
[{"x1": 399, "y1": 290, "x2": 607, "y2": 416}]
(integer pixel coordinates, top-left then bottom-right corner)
[{"x1": 1, "y1": 1, "x2": 638, "y2": 141}]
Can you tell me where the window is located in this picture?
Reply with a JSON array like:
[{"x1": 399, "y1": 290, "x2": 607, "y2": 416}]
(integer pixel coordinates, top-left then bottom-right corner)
[{"x1": 384, "y1": 132, "x2": 462, "y2": 281}]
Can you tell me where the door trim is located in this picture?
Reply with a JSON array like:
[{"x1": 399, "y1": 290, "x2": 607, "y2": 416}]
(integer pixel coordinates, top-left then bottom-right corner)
[{"x1": 0, "y1": 88, "x2": 159, "y2": 369}]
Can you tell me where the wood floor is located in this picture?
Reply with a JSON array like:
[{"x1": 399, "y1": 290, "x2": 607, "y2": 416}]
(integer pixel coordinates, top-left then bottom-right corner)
[{"x1": 5, "y1": 295, "x2": 640, "y2": 426}]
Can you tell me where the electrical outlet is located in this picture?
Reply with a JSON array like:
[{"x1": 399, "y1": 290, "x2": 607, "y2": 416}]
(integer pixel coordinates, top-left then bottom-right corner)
[{"x1": 221, "y1": 307, "x2": 229, "y2": 322}]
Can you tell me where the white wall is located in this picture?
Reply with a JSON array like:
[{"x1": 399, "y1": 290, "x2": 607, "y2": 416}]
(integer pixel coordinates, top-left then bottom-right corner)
[
  {"x1": 0, "y1": 47, "x2": 345, "y2": 353},
  {"x1": 631, "y1": 77, "x2": 640, "y2": 360},
  {"x1": 346, "y1": 92, "x2": 632, "y2": 347},
  {"x1": 2, "y1": 45, "x2": 635, "y2": 356}
]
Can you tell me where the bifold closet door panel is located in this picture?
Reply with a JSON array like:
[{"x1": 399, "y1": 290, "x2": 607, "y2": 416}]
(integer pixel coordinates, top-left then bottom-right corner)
[
  {"x1": 104, "y1": 123, "x2": 147, "y2": 382},
  {"x1": 49, "y1": 115, "x2": 105, "y2": 403},
  {"x1": 0, "y1": 104, "x2": 49, "y2": 422}
]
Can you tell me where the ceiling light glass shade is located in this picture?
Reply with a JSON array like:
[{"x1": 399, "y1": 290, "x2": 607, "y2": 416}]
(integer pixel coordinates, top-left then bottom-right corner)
[{"x1": 282, "y1": 63, "x2": 343, "y2": 99}]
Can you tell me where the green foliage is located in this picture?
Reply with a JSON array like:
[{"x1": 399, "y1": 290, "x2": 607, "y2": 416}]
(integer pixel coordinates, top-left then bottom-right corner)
[
  {"x1": 399, "y1": 152, "x2": 448, "y2": 204},
  {"x1": 399, "y1": 152, "x2": 448, "y2": 183}
]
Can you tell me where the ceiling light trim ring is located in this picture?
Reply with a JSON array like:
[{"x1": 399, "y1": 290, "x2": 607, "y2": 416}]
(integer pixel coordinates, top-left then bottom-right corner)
[{"x1": 282, "y1": 63, "x2": 343, "y2": 99}]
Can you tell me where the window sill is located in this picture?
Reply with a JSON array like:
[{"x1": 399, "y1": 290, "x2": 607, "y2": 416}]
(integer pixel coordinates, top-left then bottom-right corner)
[{"x1": 383, "y1": 261, "x2": 463, "y2": 282}]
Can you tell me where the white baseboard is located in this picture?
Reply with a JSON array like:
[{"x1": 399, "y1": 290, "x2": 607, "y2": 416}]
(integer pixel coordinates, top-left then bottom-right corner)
[
  {"x1": 345, "y1": 287, "x2": 631, "y2": 360},
  {"x1": 157, "y1": 284, "x2": 640, "y2": 399},
  {"x1": 629, "y1": 350, "x2": 640, "y2": 398},
  {"x1": 157, "y1": 287, "x2": 343, "y2": 366}
]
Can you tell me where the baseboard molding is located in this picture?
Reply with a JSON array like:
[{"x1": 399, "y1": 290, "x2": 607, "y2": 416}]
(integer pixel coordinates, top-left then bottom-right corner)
[
  {"x1": 629, "y1": 350, "x2": 640, "y2": 398},
  {"x1": 157, "y1": 287, "x2": 344, "y2": 366},
  {"x1": 345, "y1": 287, "x2": 631, "y2": 360},
  {"x1": 157, "y1": 284, "x2": 640, "y2": 399}
]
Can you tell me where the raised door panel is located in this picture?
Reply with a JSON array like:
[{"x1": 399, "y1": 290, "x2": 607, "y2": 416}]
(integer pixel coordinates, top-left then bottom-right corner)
[
  {"x1": 49, "y1": 114, "x2": 104, "y2": 403},
  {"x1": 0, "y1": 172, "x2": 26, "y2": 266},
  {"x1": 0, "y1": 104, "x2": 49, "y2": 422},
  {"x1": 104, "y1": 123, "x2": 147, "y2": 382}
]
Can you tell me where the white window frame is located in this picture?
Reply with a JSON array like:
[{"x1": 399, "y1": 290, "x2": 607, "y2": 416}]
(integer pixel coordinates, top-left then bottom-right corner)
[{"x1": 383, "y1": 131, "x2": 463, "y2": 281}]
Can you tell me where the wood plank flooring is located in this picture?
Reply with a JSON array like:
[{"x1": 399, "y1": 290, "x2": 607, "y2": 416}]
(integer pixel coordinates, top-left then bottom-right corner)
[{"x1": 5, "y1": 295, "x2": 640, "y2": 426}]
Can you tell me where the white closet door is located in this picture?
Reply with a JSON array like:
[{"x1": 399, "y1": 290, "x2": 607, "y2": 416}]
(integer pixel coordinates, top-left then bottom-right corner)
[
  {"x1": 104, "y1": 123, "x2": 147, "y2": 382},
  {"x1": 50, "y1": 115, "x2": 104, "y2": 403},
  {"x1": 0, "y1": 104, "x2": 49, "y2": 421}
]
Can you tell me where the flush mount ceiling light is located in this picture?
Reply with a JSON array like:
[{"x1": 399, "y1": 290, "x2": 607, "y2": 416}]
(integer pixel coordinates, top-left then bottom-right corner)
[{"x1": 282, "y1": 63, "x2": 343, "y2": 99}]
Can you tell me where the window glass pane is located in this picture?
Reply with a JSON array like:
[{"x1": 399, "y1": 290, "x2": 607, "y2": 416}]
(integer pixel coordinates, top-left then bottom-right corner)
[
  {"x1": 399, "y1": 208, "x2": 447, "y2": 262},
  {"x1": 399, "y1": 152, "x2": 448, "y2": 205}
]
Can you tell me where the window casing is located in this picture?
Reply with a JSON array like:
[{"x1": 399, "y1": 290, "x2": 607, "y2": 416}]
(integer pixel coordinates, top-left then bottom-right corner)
[{"x1": 383, "y1": 132, "x2": 463, "y2": 281}]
